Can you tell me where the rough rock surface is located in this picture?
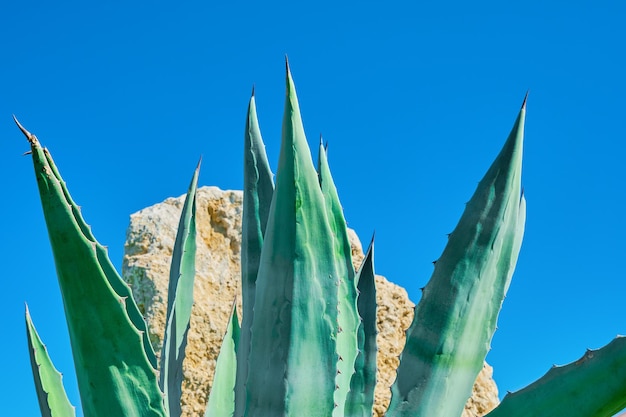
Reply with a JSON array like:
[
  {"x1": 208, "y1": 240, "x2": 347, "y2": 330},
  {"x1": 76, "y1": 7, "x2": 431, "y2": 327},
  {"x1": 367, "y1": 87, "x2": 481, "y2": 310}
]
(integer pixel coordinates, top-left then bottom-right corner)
[{"x1": 122, "y1": 186, "x2": 499, "y2": 417}]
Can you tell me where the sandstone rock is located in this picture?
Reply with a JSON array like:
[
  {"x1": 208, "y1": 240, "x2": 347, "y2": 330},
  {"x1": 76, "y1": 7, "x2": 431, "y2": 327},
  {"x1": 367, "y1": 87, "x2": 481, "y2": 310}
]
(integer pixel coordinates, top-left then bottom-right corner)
[{"x1": 123, "y1": 186, "x2": 499, "y2": 417}]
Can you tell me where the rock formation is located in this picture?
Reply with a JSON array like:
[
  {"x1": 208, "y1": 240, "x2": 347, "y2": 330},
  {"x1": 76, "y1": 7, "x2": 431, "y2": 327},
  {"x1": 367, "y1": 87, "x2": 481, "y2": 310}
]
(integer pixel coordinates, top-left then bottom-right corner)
[{"x1": 122, "y1": 186, "x2": 499, "y2": 417}]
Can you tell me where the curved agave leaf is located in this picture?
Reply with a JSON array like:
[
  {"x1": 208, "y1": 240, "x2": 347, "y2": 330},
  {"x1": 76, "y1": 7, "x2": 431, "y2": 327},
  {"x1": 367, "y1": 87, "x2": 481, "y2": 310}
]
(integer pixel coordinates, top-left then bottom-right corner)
[
  {"x1": 160, "y1": 160, "x2": 200, "y2": 417},
  {"x1": 235, "y1": 88, "x2": 274, "y2": 417},
  {"x1": 386, "y1": 98, "x2": 527, "y2": 417},
  {"x1": 205, "y1": 302, "x2": 241, "y2": 417},
  {"x1": 486, "y1": 336, "x2": 626, "y2": 417},
  {"x1": 244, "y1": 62, "x2": 339, "y2": 417},
  {"x1": 344, "y1": 237, "x2": 378, "y2": 417},
  {"x1": 317, "y1": 139, "x2": 360, "y2": 415},
  {"x1": 25, "y1": 305, "x2": 76, "y2": 417},
  {"x1": 16, "y1": 118, "x2": 166, "y2": 417}
]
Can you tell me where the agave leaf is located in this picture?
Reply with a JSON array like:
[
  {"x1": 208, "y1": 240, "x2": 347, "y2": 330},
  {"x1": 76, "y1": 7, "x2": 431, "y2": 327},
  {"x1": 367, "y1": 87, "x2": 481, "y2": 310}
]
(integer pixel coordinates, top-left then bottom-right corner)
[
  {"x1": 317, "y1": 139, "x2": 360, "y2": 415},
  {"x1": 17, "y1": 119, "x2": 157, "y2": 368},
  {"x1": 160, "y1": 160, "x2": 201, "y2": 417},
  {"x1": 235, "y1": 88, "x2": 274, "y2": 417},
  {"x1": 344, "y1": 237, "x2": 378, "y2": 417},
  {"x1": 244, "y1": 62, "x2": 339, "y2": 417},
  {"x1": 205, "y1": 302, "x2": 241, "y2": 417},
  {"x1": 486, "y1": 336, "x2": 626, "y2": 417},
  {"x1": 386, "y1": 98, "x2": 527, "y2": 417},
  {"x1": 25, "y1": 305, "x2": 76, "y2": 417},
  {"x1": 16, "y1": 118, "x2": 166, "y2": 417}
]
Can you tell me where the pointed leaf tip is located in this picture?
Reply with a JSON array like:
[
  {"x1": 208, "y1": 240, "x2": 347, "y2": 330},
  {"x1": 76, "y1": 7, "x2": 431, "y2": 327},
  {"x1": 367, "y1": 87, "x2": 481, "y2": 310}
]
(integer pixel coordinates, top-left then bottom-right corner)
[
  {"x1": 196, "y1": 155, "x2": 203, "y2": 171},
  {"x1": 285, "y1": 55, "x2": 293, "y2": 80},
  {"x1": 13, "y1": 115, "x2": 38, "y2": 144},
  {"x1": 251, "y1": 84, "x2": 255, "y2": 97},
  {"x1": 521, "y1": 91, "x2": 529, "y2": 109},
  {"x1": 26, "y1": 303, "x2": 77, "y2": 417},
  {"x1": 284, "y1": 58, "x2": 297, "y2": 96}
]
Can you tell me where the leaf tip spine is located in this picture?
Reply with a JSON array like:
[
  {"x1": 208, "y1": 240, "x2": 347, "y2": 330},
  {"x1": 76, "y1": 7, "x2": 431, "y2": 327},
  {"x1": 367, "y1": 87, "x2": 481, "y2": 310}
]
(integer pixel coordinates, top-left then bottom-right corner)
[
  {"x1": 521, "y1": 90, "x2": 529, "y2": 110},
  {"x1": 13, "y1": 115, "x2": 39, "y2": 145}
]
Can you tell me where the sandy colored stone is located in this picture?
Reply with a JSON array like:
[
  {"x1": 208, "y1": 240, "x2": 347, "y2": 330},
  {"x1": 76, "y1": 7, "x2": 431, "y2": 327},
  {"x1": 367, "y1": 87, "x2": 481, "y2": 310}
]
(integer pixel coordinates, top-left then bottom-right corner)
[{"x1": 123, "y1": 186, "x2": 499, "y2": 417}]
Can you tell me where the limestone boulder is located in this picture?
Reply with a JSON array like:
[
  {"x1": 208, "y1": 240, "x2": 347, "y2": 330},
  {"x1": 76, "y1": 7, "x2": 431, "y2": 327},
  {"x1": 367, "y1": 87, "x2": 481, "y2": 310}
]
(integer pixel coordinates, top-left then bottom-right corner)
[{"x1": 122, "y1": 186, "x2": 499, "y2": 417}]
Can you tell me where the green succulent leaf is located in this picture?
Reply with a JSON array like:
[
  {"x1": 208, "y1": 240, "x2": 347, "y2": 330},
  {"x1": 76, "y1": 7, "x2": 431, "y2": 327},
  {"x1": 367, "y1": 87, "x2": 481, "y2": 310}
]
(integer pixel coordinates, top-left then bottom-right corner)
[
  {"x1": 344, "y1": 237, "x2": 378, "y2": 417},
  {"x1": 205, "y1": 302, "x2": 241, "y2": 417},
  {"x1": 244, "y1": 62, "x2": 339, "y2": 417},
  {"x1": 317, "y1": 139, "x2": 360, "y2": 415},
  {"x1": 160, "y1": 160, "x2": 201, "y2": 417},
  {"x1": 25, "y1": 305, "x2": 76, "y2": 417},
  {"x1": 235, "y1": 88, "x2": 275, "y2": 417},
  {"x1": 23, "y1": 64, "x2": 626, "y2": 417},
  {"x1": 386, "y1": 98, "x2": 527, "y2": 417},
  {"x1": 17, "y1": 118, "x2": 166, "y2": 417},
  {"x1": 486, "y1": 336, "x2": 626, "y2": 417}
]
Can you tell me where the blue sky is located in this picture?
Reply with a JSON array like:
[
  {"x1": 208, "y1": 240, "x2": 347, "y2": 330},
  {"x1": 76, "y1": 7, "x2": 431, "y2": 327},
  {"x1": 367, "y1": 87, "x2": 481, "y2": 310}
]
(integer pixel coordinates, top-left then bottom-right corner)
[{"x1": 2, "y1": 1, "x2": 625, "y2": 415}]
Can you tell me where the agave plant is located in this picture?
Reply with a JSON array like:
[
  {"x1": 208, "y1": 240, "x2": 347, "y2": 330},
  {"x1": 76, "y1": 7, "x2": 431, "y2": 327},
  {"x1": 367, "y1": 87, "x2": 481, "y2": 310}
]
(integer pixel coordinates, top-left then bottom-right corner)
[{"x1": 18, "y1": 62, "x2": 626, "y2": 417}]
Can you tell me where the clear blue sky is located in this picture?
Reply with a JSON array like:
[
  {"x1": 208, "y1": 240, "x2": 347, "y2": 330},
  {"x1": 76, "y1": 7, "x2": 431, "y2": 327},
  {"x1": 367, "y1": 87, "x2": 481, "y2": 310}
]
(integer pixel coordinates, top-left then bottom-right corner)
[{"x1": 2, "y1": 1, "x2": 625, "y2": 415}]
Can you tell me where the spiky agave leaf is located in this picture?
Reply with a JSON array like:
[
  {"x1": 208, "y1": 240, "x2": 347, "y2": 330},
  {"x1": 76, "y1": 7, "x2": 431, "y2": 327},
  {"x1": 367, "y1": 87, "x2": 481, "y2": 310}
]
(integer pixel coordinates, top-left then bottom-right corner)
[
  {"x1": 317, "y1": 139, "x2": 360, "y2": 415},
  {"x1": 160, "y1": 160, "x2": 200, "y2": 417},
  {"x1": 486, "y1": 336, "x2": 626, "y2": 417},
  {"x1": 244, "y1": 62, "x2": 339, "y2": 417},
  {"x1": 205, "y1": 302, "x2": 241, "y2": 417},
  {"x1": 344, "y1": 237, "x2": 378, "y2": 417},
  {"x1": 25, "y1": 305, "x2": 76, "y2": 417},
  {"x1": 16, "y1": 118, "x2": 166, "y2": 417},
  {"x1": 235, "y1": 88, "x2": 275, "y2": 417},
  {"x1": 386, "y1": 98, "x2": 527, "y2": 417}
]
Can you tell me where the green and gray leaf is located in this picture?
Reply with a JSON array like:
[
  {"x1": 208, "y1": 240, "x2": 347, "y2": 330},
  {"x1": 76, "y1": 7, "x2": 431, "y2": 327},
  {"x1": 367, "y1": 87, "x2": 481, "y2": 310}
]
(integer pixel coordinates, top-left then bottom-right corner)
[{"x1": 26, "y1": 305, "x2": 76, "y2": 417}]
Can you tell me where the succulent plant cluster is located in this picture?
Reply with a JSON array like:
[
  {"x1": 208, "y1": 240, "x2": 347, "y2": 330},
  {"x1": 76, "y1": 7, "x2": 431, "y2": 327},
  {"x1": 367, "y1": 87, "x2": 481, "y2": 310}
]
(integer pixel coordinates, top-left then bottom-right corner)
[{"x1": 19, "y1": 63, "x2": 626, "y2": 417}]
